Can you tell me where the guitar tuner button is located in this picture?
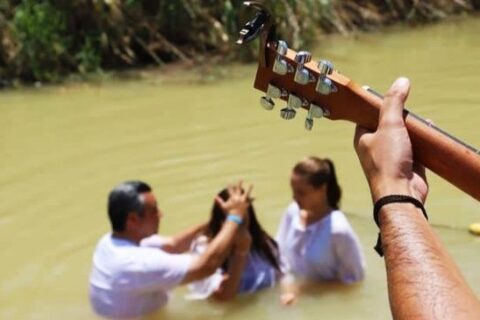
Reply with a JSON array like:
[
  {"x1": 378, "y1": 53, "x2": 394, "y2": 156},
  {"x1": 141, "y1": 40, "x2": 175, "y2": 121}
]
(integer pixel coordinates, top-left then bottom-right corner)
[
  {"x1": 294, "y1": 51, "x2": 312, "y2": 64},
  {"x1": 260, "y1": 96, "x2": 275, "y2": 110},
  {"x1": 266, "y1": 84, "x2": 288, "y2": 99},
  {"x1": 304, "y1": 103, "x2": 325, "y2": 131},
  {"x1": 305, "y1": 117, "x2": 314, "y2": 131},
  {"x1": 280, "y1": 107, "x2": 297, "y2": 120},
  {"x1": 287, "y1": 94, "x2": 303, "y2": 109},
  {"x1": 273, "y1": 40, "x2": 293, "y2": 75},
  {"x1": 308, "y1": 103, "x2": 325, "y2": 118},
  {"x1": 276, "y1": 40, "x2": 288, "y2": 56},
  {"x1": 315, "y1": 76, "x2": 337, "y2": 95},
  {"x1": 294, "y1": 51, "x2": 315, "y2": 85},
  {"x1": 260, "y1": 84, "x2": 289, "y2": 110},
  {"x1": 305, "y1": 103, "x2": 330, "y2": 131},
  {"x1": 317, "y1": 60, "x2": 334, "y2": 76}
]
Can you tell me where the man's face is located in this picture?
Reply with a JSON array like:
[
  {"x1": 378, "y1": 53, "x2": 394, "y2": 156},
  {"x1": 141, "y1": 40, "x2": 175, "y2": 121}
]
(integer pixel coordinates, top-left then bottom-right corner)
[{"x1": 137, "y1": 192, "x2": 161, "y2": 238}]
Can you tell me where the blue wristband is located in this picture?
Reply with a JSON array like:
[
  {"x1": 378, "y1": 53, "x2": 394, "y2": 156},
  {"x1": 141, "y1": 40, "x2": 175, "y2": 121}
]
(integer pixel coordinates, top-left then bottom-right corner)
[{"x1": 226, "y1": 214, "x2": 243, "y2": 225}]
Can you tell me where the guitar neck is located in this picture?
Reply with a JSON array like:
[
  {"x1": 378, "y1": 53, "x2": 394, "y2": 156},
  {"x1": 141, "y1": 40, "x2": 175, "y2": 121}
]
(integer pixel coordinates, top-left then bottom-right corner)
[{"x1": 355, "y1": 84, "x2": 480, "y2": 201}]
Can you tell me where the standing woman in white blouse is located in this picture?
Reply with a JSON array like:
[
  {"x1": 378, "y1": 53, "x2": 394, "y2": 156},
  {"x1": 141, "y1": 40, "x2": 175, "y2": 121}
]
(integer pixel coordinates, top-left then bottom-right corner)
[{"x1": 276, "y1": 156, "x2": 365, "y2": 304}]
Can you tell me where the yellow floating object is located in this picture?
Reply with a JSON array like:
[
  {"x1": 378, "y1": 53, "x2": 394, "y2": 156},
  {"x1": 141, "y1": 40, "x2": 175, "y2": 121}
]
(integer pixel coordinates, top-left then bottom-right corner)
[{"x1": 468, "y1": 223, "x2": 480, "y2": 236}]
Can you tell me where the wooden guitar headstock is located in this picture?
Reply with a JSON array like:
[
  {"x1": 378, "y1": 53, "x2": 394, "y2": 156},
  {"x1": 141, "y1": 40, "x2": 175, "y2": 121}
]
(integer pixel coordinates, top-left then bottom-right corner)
[
  {"x1": 237, "y1": 1, "x2": 480, "y2": 201},
  {"x1": 237, "y1": 1, "x2": 383, "y2": 131}
]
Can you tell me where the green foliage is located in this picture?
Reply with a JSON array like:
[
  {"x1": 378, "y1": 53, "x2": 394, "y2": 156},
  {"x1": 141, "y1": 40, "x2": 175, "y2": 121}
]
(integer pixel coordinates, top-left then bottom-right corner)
[
  {"x1": 0, "y1": 0, "x2": 478, "y2": 84},
  {"x1": 75, "y1": 35, "x2": 102, "y2": 74},
  {"x1": 13, "y1": 0, "x2": 70, "y2": 81}
]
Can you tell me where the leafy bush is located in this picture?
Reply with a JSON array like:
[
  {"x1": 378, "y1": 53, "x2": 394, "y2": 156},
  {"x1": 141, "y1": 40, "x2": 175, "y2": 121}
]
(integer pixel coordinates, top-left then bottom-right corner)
[
  {"x1": 13, "y1": 0, "x2": 71, "y2": 81},
  {"x1": 0, "y1": 0, "x2": 478, "y2": 84}
]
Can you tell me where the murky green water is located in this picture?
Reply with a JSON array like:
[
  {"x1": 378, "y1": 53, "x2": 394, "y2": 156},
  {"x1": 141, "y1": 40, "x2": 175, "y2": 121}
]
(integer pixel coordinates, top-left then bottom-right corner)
[{"x1": 1, "y1": 17, "x2": 479, "y2": 320}]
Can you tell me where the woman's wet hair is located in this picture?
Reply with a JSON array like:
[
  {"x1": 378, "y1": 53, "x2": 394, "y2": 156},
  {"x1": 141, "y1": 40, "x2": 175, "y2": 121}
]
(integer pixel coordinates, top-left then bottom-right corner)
[
  {"x1": 108, "y1": 180, "x2": 152, "y2": 232},
  {"x1": 207, "y1": 188, "x2": 281, "y2": 271},
  {"x1": 293, "y1": 156, "x2": 342, "y2": 209}
]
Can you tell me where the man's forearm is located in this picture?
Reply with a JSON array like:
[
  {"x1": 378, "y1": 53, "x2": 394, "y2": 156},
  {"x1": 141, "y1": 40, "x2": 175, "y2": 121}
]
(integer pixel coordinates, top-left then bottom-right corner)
[{"x1": 380, "y1": 203, "x2": 480, "y2": 319}]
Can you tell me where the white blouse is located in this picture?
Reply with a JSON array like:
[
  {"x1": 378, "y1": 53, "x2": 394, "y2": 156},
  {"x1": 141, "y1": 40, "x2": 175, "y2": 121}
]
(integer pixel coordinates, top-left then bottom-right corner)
[
  {"x1": 276, "y1": 202, "x2": 365, "y2": 283},
  {"x1": 186, "y1": 236, "x2": 279, "y2": 300}
]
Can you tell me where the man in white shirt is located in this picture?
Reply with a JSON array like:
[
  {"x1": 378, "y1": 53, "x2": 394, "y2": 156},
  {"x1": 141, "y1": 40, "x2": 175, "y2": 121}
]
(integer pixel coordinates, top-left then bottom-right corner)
[{"x1": 89, "y1": 180, "x2": 251, "y2": 318}]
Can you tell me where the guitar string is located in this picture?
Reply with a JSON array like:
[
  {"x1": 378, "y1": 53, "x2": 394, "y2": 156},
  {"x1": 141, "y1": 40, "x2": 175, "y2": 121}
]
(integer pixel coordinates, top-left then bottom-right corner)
[{"x1": 364, "y1": 87, "x2": 480, "y2": 154}]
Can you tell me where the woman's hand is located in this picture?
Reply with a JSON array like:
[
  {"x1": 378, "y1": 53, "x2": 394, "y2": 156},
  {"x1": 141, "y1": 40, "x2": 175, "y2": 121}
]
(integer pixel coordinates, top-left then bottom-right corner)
[{"x1": 215, "y1": 181, "x2": 253, "y2": 220}]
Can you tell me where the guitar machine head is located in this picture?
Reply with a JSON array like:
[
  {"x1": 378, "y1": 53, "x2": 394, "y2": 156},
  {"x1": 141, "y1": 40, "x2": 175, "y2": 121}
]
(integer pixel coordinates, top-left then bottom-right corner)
[{"x1": 236, "y1": 1, "x2": 348, "y2": 131}]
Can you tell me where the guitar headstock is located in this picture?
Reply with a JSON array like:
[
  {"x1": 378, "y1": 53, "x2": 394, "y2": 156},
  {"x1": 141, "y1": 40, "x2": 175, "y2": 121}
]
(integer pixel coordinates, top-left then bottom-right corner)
[
  {"x1": 238, "y1": 1, "x2": 383, "y2": 131},
  {"x1": 236, "y1": 2, "x2": 480, "y2": 202}
]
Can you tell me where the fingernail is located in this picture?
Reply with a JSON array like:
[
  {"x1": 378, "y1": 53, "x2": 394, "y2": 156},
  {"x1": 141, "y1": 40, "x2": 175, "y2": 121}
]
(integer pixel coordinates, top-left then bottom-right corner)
[{"x1": 392, "y1": 77, "x2": 409, "y2": 90}]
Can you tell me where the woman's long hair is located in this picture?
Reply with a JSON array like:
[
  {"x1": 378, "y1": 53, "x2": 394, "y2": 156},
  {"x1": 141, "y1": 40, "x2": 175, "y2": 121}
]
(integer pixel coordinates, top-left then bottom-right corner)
[
  {"x1": 206, "y1": 188, "x2": 281, "y2": 271},
  {"x1": 293, "y1": 156, "x2": 342, "y2": 209}
]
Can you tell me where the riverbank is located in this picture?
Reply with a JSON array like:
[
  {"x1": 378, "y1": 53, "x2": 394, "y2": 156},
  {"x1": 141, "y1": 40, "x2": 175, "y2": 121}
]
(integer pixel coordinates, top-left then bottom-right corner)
[{"x1": 1, "y1": 0, "x2": 479, "y2": 85}]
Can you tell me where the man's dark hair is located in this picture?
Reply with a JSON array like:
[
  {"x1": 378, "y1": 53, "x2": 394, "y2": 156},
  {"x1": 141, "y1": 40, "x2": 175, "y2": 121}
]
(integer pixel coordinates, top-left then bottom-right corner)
[{"x1": 107, "y1": 181, "x2": 152, "y2": 232}]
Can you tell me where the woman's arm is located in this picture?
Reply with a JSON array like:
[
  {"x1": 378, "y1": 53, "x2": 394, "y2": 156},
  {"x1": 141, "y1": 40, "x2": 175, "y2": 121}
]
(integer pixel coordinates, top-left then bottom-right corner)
[
  {"x1": 212, "y1": 227, "x2": 252, "y2": 301},
  {"x1": 161, "y1": 222, "x2": 207, "y2": 254},
  {"x1": 181, "y1": 183, "x2": 253, "y2": 284},
  {"x1": 335, "y1": 230, "x2": 365, "y2": 284}
]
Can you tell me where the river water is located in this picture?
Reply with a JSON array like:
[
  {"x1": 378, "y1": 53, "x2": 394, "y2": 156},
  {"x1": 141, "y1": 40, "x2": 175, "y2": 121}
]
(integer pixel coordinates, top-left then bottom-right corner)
[{"x1": 0, "y1": 17, "x2": 479, "y2": 320}]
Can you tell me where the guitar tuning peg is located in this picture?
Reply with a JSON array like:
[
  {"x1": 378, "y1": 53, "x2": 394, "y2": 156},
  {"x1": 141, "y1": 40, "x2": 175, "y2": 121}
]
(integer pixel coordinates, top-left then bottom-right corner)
[
  {"x1": 295, "y1": 51, "x2": 312, "y2": 64},
  {"x1": 259, "y1": 84, "x2": 288, "y2": 110},
  {"x1": 315, "y1": 60, "x2": 337, "y2": 95},
  {"x1": 304, "y1": 103, "x2": 328, "y2": 131},
  {"x1": 276, "y1": 40, "x2": 288, "y2": 56},
  {"x1": 287, "y1": 94, "x2": 301, "y2": 110},
  {"x1": 280, "y1": 107, "x2": 297, "y2": 120},
  {"x1": 280, "y1": 94, "x2": 300, "y2": 119},
  {"x1": 309, "y1": 103, "x2": 326, "y2": 118},
  {"x1": 287, "y1": 94, "x2": 308, "y2": 109},
  {"x1": 266, "y1": 83, "x2": 288, "y2": 99},
  {"x1": 304, "y1": 117, "x2": 314, "y2": 130},
  {"x1": 316, "y1": 77, "x2": 337, "y2": 95},
  {"x1": 260, "y1": 96, "x2": 275, "y2": 110},
  {"x1": 294, "y1": 51, "x2": 316, "y2": 85},
  {"x1": 280, "y1": 94, "x2": 309, "y2": 120},
  {"x1": 273, "y1": 40, "x2": 294, "y2": 75},
  {"x1": 317, "y1": 60, "x2": 334, "y2": 76}
]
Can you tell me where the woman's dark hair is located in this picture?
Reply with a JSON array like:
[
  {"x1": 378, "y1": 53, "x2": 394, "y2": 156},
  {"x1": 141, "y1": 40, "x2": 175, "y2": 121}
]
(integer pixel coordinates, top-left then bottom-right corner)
[
  {"x1": 107, "y1": 180, "x2": 152, "y2": 232},
  {"x1": 293, "y1": 156, "x2": 342, "y2": 209},
  {"x1": 207, "y1": 188, "x2": 281, "y2": 271}
]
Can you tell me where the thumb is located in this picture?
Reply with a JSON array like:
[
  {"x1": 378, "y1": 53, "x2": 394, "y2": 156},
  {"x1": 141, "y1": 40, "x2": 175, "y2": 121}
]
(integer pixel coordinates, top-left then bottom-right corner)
[
  {"x1": 379, "y1": 77, "x2": 410, "y2": 129},
  {"x1": 353, "y1": 124, "x2": 370, "y2": 153}
]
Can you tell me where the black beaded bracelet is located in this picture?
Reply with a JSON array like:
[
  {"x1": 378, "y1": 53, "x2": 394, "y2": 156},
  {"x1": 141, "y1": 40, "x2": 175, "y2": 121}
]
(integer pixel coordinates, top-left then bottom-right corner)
[{"x1": 373, "y1": 195, "x2": 428, "y2": 257}]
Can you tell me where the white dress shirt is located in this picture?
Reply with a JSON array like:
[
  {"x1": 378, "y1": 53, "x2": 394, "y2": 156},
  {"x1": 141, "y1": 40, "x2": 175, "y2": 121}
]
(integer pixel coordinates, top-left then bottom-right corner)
[{"x1": 89, "y1": 234, "x2": 192, "y2": 318}]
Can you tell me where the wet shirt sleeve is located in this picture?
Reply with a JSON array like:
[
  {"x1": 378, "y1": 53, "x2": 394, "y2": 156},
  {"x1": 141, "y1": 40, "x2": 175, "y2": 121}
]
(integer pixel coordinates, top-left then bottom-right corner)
[
  {"x1": 118, "y1": 247, "x2": 193, "y2": 293},
  {"x1": 333, "y1": 231, "x2": 366, "y2": 284}
]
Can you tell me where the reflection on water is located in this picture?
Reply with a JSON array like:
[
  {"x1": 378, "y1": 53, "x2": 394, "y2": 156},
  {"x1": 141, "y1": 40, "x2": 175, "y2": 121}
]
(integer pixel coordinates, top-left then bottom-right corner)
[{"x1": 1, "y1": 17, "x2": 479, "y2": 320}]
